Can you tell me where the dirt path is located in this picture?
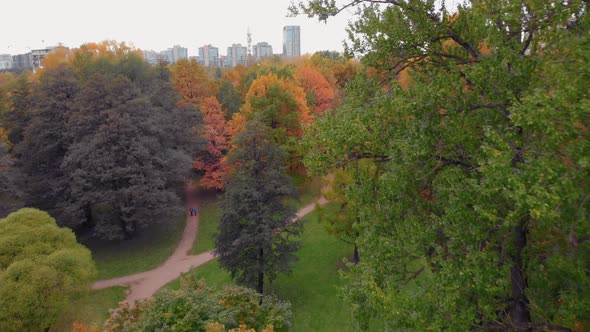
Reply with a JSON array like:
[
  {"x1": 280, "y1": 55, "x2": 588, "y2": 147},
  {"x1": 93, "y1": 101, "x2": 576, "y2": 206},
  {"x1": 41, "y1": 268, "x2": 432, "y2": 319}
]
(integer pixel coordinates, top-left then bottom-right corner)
[{"x1": 92, "y1": 197, "x2": 328, "y2": 305}]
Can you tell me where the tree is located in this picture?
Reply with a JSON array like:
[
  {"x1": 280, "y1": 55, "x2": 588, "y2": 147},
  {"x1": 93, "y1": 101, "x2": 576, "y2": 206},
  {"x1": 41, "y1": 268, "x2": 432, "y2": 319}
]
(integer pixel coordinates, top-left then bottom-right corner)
[
  {"x1": 61, "y1": 64, "x2": 199, "y2": 239},
  {"x1": 2, "y1": 71, "x2": 33, "y2": 146},
  {"x1": 0, "y1": 142, "x2": 24, "y2": 217},
  {"x1": 296, "y1": 0, "x2": 590, "y2": 330},
  {"x1": 5, "y1": 54, "x2": 202, "y2": 239},
  {"x1": 104, "y1": 276, "x2": 292, "y2": 332},
  {"x1": 193, "y1": 96, "x2": 230, "y2": 190},
  {"x1": 171, "y1": 59, "x2": 215, "y2": 107},
  {"x1": 218, "y1": 80, "x2": 242, "y2": 120},
  {"x1": 216, "y1": 121, "x2": 300, "y2": 295},
  {"x1": 295, "y1": 66, "x2": 335, "y2": 114},
  {"x1": 0, "y1": 208, "x2": 96, "y2": 332},
  {"x1": 229, "y1": 74, "x2": 312, "y2": 170},
  {"x1": 15, "y1": 64, "x2": 79, "y2": 225},
  {"x1": 317, "y1": 170, "x2": 361, "y2": 264}
]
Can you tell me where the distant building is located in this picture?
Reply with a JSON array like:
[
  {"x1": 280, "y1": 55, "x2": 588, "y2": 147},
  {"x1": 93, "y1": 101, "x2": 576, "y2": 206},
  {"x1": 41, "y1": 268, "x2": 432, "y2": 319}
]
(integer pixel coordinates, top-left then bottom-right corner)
[
  {"x1": 198, "y1": 45, "x2": 219, "y2": 67},
  {"x1": 10, "y1": 46, "x2": 69, "y2": 71},
  {"x1": 0, "y1": 54, "x2": 13, "y2": 70},
  {"x1": 283, "y1": 26, "x2": 301, "y2": 57},
  {"x1": 142, "y1": 50, "x2": 163, "y2": 65},
  {"x1": 12, "y1": 53, "x2": 33, "y2": 70},
  {"x1": 253, "y1": 42, "x2": 273, "y2": 61},
  {"x1": 188, "y1": 56, "x2": 199, "y2": 63},
  {"x1": 30, "y1": 48, "x2": 52, "y2": 68},
  {"x1": 161, "y1": 45, "x2": 188, "y2": 64},
  {"x1": 226, "y1": 43, "x2": 248, "y2": 67}
]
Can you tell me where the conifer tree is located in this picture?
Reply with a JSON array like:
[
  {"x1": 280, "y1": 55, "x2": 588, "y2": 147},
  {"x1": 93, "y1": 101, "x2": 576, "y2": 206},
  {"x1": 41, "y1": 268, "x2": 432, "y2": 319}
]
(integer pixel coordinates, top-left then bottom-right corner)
[{"x1": 216, "y1": 120, "x2": 300, "y2": 294}]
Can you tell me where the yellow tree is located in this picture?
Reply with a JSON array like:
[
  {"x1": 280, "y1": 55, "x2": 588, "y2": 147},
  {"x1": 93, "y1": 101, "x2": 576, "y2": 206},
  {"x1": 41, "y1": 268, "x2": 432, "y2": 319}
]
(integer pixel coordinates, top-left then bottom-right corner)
[
  {"x1": 229, "y1": 73, "x2": 311, "y2": 136},
  {"x1": 228, "y1": 73, "x2": 311, "y2": 171},
  {"x1": 171, "y1": 59, "x2": 215, "y2": 107}
]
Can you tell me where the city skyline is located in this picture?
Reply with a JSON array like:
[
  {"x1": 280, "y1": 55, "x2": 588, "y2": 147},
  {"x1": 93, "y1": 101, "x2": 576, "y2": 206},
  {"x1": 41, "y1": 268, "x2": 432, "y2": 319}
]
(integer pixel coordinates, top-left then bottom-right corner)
[{"x1": 0, "y1": 0, "x2": 354, "y2": 56}]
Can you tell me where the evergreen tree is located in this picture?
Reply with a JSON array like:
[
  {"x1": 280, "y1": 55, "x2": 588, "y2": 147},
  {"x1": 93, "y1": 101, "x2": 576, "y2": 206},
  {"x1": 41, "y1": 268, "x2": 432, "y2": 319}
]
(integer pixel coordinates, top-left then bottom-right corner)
[{"x1": 216, "y1": 120, "x2": 300, "y2": 294}]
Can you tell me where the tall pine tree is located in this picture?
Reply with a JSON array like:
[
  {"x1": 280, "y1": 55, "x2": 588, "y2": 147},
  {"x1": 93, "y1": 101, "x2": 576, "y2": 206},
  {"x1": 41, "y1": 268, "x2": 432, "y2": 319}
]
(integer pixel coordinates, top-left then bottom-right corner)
[{"x1": 216, "y1": 120, "x2": 300, "y2": 294}]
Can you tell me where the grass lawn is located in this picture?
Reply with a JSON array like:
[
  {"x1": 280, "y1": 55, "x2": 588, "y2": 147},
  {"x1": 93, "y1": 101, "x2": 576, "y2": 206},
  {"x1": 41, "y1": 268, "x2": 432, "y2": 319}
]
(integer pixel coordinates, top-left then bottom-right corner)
[
  {"x1": 268, "y1": 203, "x2": 354, "y2": 332},
  {"x1": 85, "y1": 212, "x2": 186, "y2": 280},
  {"x1": 165, "y1": 259, "x2": 232, "y2": 291},
  {"x1": 168, "y1": 203, "x2": 355, "y2": 332},
  {"x1": 50, "y1": 286, "x2": 127, "y2": 332},
  {"x1": 192, "y1": 192, "x2": 223, "y2": 254}
]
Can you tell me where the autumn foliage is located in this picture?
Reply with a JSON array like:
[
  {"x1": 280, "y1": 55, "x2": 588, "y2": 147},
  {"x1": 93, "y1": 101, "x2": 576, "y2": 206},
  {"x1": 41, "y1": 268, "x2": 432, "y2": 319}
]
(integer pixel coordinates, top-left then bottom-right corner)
[
  {"x1": 229, "y1": 73, "x2": 312, "y2": 137},
  {"x1": 295, "y1": 66, "x2": 334, "y2": 114},
  {"x1": 193, "y1": 97, "x2": 229, "y2": 189},
  {"x1": 171, "y1": 59, "x2": 215, "y2": 107}
]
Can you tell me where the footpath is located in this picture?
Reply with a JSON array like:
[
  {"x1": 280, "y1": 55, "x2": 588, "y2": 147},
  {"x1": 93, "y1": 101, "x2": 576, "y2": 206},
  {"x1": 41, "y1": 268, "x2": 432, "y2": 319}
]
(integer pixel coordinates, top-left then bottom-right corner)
[{"x1": 92, "y1": 197, "x2": 328, "y2": 304}]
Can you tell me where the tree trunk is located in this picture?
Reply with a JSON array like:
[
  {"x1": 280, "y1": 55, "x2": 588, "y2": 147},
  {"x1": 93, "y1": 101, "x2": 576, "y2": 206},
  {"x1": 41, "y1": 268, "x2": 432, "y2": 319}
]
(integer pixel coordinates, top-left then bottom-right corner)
[
  {"x1": 353, "y1": 243, "x2": 360, "y2": 264},
  {"x1": 117, "y1": 206, "x2": 132, "y2": 240},
  {"x1": 84, "y1": 203, "x2": 93, "y2": 227},
  {"x1": 509, "y1": 219, "x2": 531, "y2": 330},
  {"x1": 257, "y1": 246, "x2": 264, "y2": 298}
]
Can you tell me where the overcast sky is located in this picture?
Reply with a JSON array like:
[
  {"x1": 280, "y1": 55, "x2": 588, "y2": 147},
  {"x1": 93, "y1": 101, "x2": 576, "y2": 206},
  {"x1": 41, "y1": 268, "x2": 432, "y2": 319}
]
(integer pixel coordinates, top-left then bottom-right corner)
[{"x1": 0, "y1": 0, "x2": 357, "y2": 56}]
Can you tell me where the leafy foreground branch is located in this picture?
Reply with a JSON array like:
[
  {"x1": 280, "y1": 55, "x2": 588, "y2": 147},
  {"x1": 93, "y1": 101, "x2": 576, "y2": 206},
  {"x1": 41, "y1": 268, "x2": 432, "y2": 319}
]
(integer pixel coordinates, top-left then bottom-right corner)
[{"x1": 298, "y1": 0, "x2": 590, "y2": 330}]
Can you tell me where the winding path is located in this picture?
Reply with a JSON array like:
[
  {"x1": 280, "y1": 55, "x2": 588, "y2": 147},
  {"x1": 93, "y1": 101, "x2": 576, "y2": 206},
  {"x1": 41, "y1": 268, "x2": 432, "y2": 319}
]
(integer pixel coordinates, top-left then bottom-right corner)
[{"x1": 92, "y1": 197, "x2": 328, "y2": 305}]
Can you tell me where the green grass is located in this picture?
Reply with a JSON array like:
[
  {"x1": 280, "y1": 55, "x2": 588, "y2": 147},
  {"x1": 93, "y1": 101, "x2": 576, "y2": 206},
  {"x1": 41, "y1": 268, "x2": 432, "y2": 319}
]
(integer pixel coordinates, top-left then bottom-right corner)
[
  {"x1": 85, "y1": 213, "x2": 186, "y2": 280},
  {"x1": 168, "y1": 203, "x2": 355, "y2": 332},
  {"x1": 192, "y1": 193, "x2": 223, "y2": 254},
  {"x1": 165, "y1": 259, "x2": 232, "y2": 291},
  {"x1": 50, "y1": 286, "x2": 127, "y2": 332},
  {"x1": 268, "y1": 204, "x2": 354, "y2": 332}
]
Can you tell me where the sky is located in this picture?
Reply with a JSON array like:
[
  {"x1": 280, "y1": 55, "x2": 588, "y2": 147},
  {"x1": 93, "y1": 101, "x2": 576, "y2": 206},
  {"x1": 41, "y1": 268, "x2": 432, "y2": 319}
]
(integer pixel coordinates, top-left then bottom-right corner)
[{"x1": 0, "y1": 0, "x2": 357, "y2": 56}]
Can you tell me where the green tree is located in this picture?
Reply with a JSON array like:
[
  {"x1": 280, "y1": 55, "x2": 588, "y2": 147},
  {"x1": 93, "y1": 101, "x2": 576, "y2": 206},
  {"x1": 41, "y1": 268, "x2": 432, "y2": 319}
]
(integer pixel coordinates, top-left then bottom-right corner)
[
  {"x1": 0, "y1": 142, "x2": 24, "y2": 217},
  {"x1": 104, "y1": 277, "x2": 292, "y2": 332},
  {"x1": 216, "y1": 121, "x2": 301, "y2": 295},
  {"x1": 2, "y1": 71, "x2": 33, "y2": 146},
  {"x1": 14, "y1": 64, "x2": 79, "y2": 225},
  {"x1": 0, "y1": 208, "x2": 96, "y2": 332},
  {"x1": 5, "y1": 55, "x2": 203, "y2": 239},
  {"x1": 296, "y1": 0, "x2": 590, "y2": 330},
  {"x1": 217, "y1": 80, "x2": 242, "y2": 120},
  {"x1": 61, "y1": 61, "x2": 201, "y2": 239}
]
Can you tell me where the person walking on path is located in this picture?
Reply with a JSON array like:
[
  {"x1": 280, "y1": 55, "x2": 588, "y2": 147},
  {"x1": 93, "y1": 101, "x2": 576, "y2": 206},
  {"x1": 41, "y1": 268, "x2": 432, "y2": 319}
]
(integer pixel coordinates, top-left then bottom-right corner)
[{"x1": 188, "y1": 207, "x2": 198, "y2": 216}]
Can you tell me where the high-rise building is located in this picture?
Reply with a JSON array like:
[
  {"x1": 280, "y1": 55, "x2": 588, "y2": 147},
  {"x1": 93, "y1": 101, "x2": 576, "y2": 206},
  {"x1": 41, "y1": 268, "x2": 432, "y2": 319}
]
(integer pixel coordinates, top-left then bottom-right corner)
[
  {"x1": 8, "y1": 46, "x2": 67, "y2": 71},
  {"x1": 283, "y1": 26, "x2": 301, "y2": 57},
  {"x1": 0, "y1": 54, "x2": 13, "y2": 70},
  {"x1": 30, "y1": 48, "x2": 52, "y2": 68},
  {"x1": 142, "y1": 50, "x2": 164, "y2": 65},
  {"x1": 161, "y1": 45, "x2": 188, "y2": 64},
  {"x1": 226, "y1": 44, "x2": 248, "y2": 67},
  {"x1": 12, "y1": 53, "x2": 33, "y2": 70},
  {"x1": 198, "y1": 45, "x2": 219, "y2": 67},
  {"x1": 253, "y1": 42, "x2": 273, "y2": 60}
]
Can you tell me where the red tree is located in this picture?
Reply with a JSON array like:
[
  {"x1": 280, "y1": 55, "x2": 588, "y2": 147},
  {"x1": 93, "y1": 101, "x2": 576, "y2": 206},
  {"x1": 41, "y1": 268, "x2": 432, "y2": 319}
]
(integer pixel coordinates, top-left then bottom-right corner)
[
  {"x1": 193, "y1": 97, "x2": 229, "y2": 190},
  {"x1": 295, "y1": 66, "x2": 335, "y2": 115}
]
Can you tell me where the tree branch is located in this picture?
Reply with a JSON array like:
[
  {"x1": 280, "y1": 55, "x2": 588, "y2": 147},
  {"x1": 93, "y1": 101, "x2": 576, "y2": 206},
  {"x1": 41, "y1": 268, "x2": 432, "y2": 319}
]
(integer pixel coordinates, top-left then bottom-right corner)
[
  {"x1": 447, "y1": 30, "x2": 479, "y2": 59},
  {"x1": 480, "y1": 322, "x2": 572, "y2": 332},
  {"x1": 402, "y1": 266, "x2": 425, "y2": 285}
]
